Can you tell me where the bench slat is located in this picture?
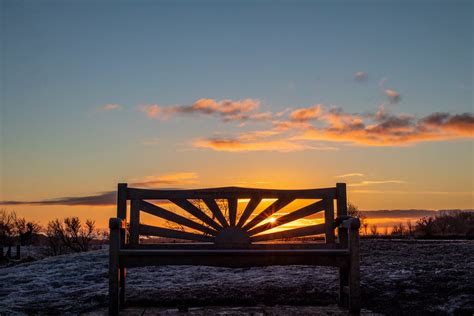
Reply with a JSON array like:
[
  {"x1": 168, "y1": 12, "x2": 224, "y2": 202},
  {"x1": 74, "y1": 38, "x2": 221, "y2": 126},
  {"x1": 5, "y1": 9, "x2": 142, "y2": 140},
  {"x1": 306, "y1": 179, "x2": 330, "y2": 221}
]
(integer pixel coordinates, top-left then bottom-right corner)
[
  {"x1": 250, "y1": 223, "x2": 326, "y2": 242},
  {"x1": 124, "y1": 242, "x2": 342, "y2": 250},
  {"x1": 170, "y1": 198, "x2": 222, "y2": 231},
  {"x1": 140, "y1": 200, "x2": 218, "y2": 236},
  {"x1": 242, "y1": 197, "x2": 294, "y2": 231},
  {"x1": 247, "y1": 199, "x2": 326, "y2": 236},
  {"x1": 228, "y1": 198, "x2": 238, "y2": 226},
  {"x1": 202, "y1": 198, "x2": 229, "y2": 228},
  {"x1": 236, "y1": 196, "x2": 262, "y2": 227},
  {"x1": 139, "y1": 224, "x2": 215, "y2": 242},
  {"x1": 119, "y1": 248, "x2": 349, "y2": 268},
  {"x1": 127, "y1": 187, "x2": 337, "y2": 200}
]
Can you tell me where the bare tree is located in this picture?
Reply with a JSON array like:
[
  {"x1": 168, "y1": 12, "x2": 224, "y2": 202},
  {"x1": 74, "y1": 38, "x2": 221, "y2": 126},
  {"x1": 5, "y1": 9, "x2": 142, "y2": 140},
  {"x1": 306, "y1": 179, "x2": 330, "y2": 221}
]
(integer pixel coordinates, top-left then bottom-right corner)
[
  {"x1": 0, "y1": 209, "x2": 14, "y2": 246},
  {"x1": 0, "y1": 210, "x2": 40, "y2": 247},
  {"x1": 11, "y1": 212, "x2": 41, "y2": 246},
  {"x1": 46, "y1": 217, "x2": 99, "y2": 254},
  {"x1": 406, "y1": 220, "x2": 414, "y2": 237},
  {"x1": 347, "y1": 203, "x2": 367, "y2": 234},
  {"x1": 362, "y1": 222, "x2": 369, "y2": 236},
  {"x1": 369, "y1": 224, "x2": 378, "y2": 236},
  {"x1": 391, "y1": 222, "x2": 406, "y2": 236}
]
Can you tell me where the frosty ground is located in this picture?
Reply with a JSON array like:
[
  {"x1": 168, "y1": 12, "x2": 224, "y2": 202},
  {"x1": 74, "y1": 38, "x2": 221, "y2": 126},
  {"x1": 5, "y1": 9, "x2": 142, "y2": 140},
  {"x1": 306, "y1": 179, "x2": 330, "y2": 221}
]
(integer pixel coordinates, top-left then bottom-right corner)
[{"x1": 0, "y1": 240, "x2": 473, "y2": 315}]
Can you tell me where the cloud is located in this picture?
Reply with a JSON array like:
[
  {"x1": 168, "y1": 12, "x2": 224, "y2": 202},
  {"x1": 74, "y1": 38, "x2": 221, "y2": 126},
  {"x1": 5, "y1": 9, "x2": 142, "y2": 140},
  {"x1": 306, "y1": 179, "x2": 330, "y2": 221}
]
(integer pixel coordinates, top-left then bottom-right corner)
[
  {"x1": 354, "y1": 72, "x2": 368, "y2": 82},
  {"x1": 139, "y1": 104, "x2": 162, "y2": 118},
  {"x1": 348, "y1": 180, "x2": 406, "y2": 187},
  {"x1": 101, "y1": 104, "x2": 121, "y2": 111},
  {"x1": 336, "y1": 173, "x2": 365, "y2": 178},
  {"x1": 138, "y1": 96, "x2": 473, "y2": 151},
  {"x1": 385, "y1": 89, "x2": 401, "y2": 103},
  {"x1": 0, "y1": 172, "x2": 200, "y2": 206},
  {"x1": 190, "y1": 105, "x2": 473, "y2": 151},
  {"x1": 0, "y1": 192, "x2": 116, "y2": 206},
  {"x1": 193, "y1": 137, "x2": 337, "y2": 152},
  {"x1": 289, "y1": 106, "x2": 474, "y2": 146},
  {"x1": 289, "y1": 104, "x2": 323, "y2": 122},
  {"x1": 130, "y1": 172, "x2": 198, "y2": 187},
  {"x1": 419, "y1": 112, "x2": 474, "y2": 136},
  {"x1": 139, "y1": 99, "x2": 263, "y2": 122}
]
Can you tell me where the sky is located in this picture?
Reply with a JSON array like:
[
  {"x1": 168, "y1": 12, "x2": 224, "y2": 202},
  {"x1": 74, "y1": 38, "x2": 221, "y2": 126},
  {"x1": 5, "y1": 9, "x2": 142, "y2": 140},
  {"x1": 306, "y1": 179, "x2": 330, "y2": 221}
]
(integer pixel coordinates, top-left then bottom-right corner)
[{"x1": 1, "y1": 0, "x2": 473, "y2": 229}]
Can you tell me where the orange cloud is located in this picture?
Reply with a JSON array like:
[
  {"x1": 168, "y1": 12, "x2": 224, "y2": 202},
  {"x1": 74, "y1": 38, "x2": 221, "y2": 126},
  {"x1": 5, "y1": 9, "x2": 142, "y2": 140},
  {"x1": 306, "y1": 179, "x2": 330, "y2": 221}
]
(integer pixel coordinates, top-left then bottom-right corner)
[
  {"x1": 193, "y1": 137, "x2": 337, "y2": 152},
  {"x1": 349, "y1": 180, "x2": 406, "y2": 187},
  {"x1": 190, "y1": 106, "x2": 473, "y2": 151},
  {"x1": 131, "y1": 172, "x2": 199, "y2": 187},
  {"x1": 289, "y1": 108, "x2": 473, "y2": 146},
  {"x1": 289, "y1": 104, "x2": 323, "y2": 122},
  {"x1": 139, "y1": 97, "x2": 473, "y2": 150},
  {"x1": 139, "y1": 98, "x2": 262, "y2": 122},
  {"x1": 336, "y1": 173, "x2": 365, "y2": 178}
]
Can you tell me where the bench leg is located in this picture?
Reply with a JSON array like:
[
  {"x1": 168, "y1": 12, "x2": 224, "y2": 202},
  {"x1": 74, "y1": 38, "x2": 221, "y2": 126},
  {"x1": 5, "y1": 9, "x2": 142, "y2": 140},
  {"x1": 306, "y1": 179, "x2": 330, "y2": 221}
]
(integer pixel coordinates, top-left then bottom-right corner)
[
  {"x1": 109, "y1": 219, "x2": 121, "y2": 315},
  {"x1": 339, "y1": 267, "x2": 349, "y2": 307},
  {"x1": 119, "y1": 267, "x2": 126, "y2": 306},
  {"x1": 109, "y1": 265, "x2": 120, "y2": 314},
  {"x1": 348, "y1": 264, "x2": 361, "y2": 313},
  {"x1": 348, "y1": 228, "x2": 361, "y2": 313}
]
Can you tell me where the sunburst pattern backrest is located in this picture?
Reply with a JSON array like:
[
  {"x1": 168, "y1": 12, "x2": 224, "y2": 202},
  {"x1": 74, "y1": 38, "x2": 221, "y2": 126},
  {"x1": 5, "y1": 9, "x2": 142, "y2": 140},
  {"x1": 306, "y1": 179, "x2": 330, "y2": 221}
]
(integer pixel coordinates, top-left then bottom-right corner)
[{"x1": 116, "y1": 183, "x2": 348, "y2": 246}]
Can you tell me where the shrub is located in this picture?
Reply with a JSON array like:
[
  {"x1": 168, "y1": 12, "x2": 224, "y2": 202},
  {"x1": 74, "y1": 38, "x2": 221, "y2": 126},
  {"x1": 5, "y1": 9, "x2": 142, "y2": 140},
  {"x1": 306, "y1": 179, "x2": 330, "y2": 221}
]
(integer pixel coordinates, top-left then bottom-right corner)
[{"x1": 46, "y1": 217, "x2": 99, "y2": 255}]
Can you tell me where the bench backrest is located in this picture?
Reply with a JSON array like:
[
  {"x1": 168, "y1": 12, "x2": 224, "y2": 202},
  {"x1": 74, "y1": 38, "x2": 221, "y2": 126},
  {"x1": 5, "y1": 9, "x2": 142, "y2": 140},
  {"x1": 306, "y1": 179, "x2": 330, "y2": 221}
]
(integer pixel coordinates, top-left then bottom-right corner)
[{"x1": 116, "y1": 183, "x2": 348, "y2": 247}]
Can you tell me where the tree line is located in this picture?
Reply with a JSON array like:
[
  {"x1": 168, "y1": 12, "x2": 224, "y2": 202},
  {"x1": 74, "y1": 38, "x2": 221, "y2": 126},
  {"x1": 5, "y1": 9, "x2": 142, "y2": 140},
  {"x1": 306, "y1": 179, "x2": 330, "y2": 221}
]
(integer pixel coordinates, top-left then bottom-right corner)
[
  {"x1": 348, "y1": 204, "x2": 474, "y2": 238},
  {"x1": 0, "y1": 209, "x2": 106, "y2": 257}
]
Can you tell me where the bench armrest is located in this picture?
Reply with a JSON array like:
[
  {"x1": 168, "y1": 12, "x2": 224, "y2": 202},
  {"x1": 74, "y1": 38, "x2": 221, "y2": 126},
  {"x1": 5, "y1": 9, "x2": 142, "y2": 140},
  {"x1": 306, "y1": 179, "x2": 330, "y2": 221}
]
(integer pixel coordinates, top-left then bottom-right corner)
[
  {"x1": 109, "y1": 217, "x2": 127, "y2": 250},
  {"x1": 109, "y1": 217, "x2": 126, "y2": 230},
  {"x1": 334, "y1": 215, "x2": 360, "y2": 230}
]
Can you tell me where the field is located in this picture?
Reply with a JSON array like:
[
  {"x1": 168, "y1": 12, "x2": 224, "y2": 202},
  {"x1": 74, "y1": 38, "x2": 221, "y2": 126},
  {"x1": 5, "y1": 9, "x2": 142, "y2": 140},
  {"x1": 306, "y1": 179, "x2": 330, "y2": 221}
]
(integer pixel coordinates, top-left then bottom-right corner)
[{"x1": 0, "y1": 240, "x2": 473, "y2": 315}]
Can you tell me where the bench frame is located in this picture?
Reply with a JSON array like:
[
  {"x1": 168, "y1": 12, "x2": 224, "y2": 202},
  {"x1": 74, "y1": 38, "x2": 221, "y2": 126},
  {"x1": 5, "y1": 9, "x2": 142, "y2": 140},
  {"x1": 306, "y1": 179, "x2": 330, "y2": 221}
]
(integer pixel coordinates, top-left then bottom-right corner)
[{"x1": 108, "y1": 182, "x2": 360, "y2": 314}]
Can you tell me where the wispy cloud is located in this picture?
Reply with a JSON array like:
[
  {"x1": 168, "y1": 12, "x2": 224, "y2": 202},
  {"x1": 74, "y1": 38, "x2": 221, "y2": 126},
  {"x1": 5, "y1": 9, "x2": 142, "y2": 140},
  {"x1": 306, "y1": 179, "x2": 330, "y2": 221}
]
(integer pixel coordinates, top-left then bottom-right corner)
[
  {"x1": 0, "y1": 172, "x2": 199, "y2": 206},
  {"x1": 348, "y1": 180, "x2": 406, "y2": 187},
  {"x1": 138, "y1": 98, "x2": 265, "y2": 122},
  {"x1": 193, "y1": 137, "x2": 336, "y2": 152},
  {"x1": 0, "y1": 192, "x2": 116, "y2": 206},
  {"x1": 385, "y1": 89, "x2": 401, "y2": 103},
  {"x1": 289, "y1": 104, "x2": 323, "y2": 122},
  {"x1": 336, "y1": 173, "x2": 365, "y2": 178},
  {"x1": 354, "y1": 71, "x2": 368, "y2": 82},
  {"x1": 352, "y1": 190, "x2": 474, "y2": 196},
  {"x1": 130, "y1": 172, "x2": 198, "y2": 187},
  {"x1": 101, "y1": 104, "x2": 121, "y2": 111}
]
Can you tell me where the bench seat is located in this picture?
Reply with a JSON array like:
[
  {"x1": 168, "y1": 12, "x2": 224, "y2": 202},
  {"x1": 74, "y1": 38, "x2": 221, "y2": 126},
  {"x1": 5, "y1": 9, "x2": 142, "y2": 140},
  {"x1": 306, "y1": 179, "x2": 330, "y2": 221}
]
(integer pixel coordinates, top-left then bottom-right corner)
[{"x1": 118, "y1": 248, "x2": 350, "y2": 268}]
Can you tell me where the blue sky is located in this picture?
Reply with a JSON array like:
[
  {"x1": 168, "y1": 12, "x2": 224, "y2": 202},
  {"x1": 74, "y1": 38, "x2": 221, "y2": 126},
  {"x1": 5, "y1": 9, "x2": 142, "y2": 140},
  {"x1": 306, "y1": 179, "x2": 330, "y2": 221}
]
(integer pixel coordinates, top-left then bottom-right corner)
[{"x1": 1, "y1": 0, "x2": 473, "y2": 226}]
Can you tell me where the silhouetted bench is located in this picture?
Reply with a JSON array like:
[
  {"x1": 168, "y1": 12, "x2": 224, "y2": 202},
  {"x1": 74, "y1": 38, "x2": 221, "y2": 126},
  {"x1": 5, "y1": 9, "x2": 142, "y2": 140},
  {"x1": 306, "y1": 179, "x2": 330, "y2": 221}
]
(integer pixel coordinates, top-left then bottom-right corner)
[{"x1": 108, "y1": 183, "x2": 360, "y2": 314}]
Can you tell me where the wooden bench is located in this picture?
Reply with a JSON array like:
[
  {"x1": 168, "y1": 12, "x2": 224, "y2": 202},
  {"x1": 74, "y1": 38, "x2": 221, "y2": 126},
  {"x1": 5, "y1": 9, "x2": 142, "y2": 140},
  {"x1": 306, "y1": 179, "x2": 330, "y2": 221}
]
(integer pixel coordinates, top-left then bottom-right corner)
[{"x1": 108, "y1": 183, "x2": 361, "y2": 314}]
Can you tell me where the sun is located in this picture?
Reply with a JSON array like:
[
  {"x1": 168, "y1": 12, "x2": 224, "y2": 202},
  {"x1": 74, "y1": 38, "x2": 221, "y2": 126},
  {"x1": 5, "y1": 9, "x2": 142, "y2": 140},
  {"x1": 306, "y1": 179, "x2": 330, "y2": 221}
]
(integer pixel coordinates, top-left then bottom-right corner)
[{"x1": 268, "y1": 217, "x2": 277, "y2": 224}]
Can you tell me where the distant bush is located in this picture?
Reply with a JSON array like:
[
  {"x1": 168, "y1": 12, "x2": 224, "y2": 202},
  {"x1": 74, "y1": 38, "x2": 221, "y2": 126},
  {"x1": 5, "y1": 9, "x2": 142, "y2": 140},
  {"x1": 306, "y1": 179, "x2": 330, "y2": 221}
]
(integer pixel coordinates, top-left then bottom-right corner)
[
  {"x1": 378, "y1": 211, "x2": 474, "y2": 239},
  {"x1": 0, "y1": 210, "x2": 41, "y2": 246},
  {"x1": 415, "y1": 211, "x2": 474, "y2": 238},
  {"x1": 46, "y1": 217, "x2": 100, "y2": 255}
]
